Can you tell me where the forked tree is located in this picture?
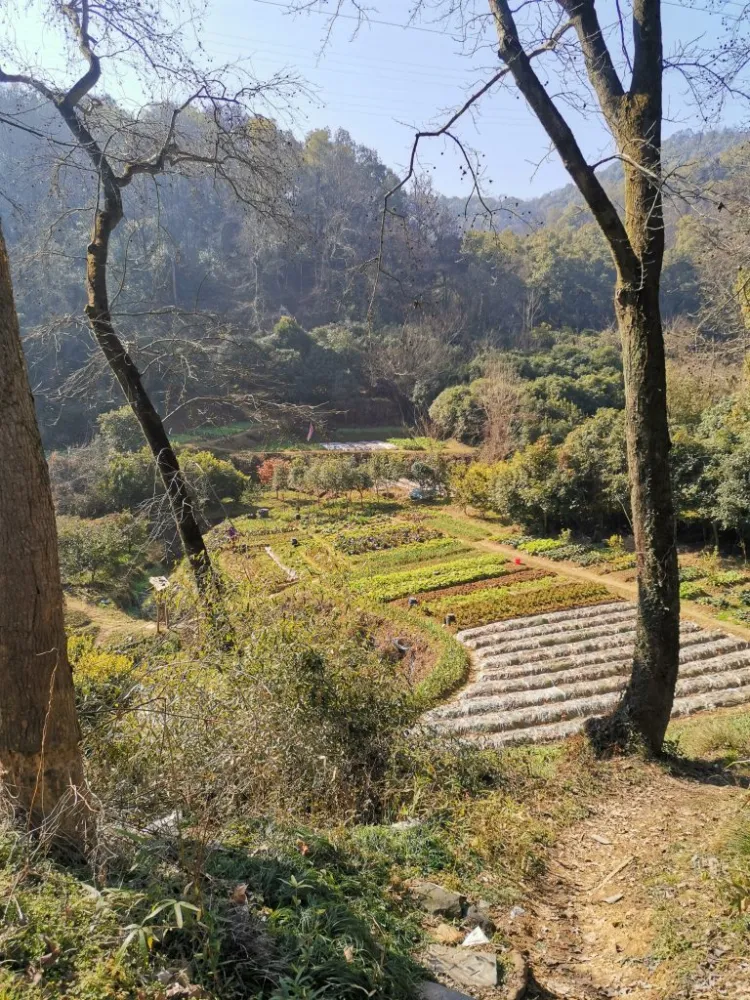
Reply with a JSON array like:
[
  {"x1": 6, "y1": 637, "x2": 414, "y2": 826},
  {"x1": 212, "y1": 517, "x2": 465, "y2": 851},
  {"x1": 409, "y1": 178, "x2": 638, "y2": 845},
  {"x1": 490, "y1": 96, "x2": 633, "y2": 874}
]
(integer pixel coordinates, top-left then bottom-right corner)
[
  {"x1": 323, "y1": 0, "x2": 749, "y2": 751},
  {"x1": 490, "y1": 0, "x2": 678, "y2": 752},
  {"x1": 0, "y1": 0, "x2": 295, "y2": 594},
  {"x1": 0, "y1": 219, "x2": 90, "y2": 847}
]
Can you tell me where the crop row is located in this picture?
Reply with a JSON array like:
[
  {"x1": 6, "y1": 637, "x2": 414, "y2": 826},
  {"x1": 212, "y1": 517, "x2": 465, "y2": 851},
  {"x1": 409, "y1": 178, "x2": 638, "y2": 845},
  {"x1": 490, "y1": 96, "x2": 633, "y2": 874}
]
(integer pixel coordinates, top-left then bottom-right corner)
[
  {"x1": 502, "y1": 532, "x2": 637, "y2": 570},
  {"x1": 232, "y1": 516, "x2": 293, "y2": 538},
  {"x1": 348, "y1": 537, "x2": 471, "y2": 576},
  {"x1": 422, "y1": 578, "x2": 612, "y2": 629},
  {"x1": 333, "y1": 522, "x2": 442, "y2": 555},
  {"x1": 351, "y1": 554, "x2": 510, "y2": 602},
  {"x1": 422, "y1": 513, "x2": 499, "y2": 541}
]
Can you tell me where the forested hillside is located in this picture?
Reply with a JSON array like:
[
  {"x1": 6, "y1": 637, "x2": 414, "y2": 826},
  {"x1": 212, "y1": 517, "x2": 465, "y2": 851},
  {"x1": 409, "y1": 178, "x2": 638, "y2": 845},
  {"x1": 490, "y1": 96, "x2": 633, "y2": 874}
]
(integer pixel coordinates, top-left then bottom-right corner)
[{"x1": 2, "y1": 83, "x2": 748, "y2": 449}]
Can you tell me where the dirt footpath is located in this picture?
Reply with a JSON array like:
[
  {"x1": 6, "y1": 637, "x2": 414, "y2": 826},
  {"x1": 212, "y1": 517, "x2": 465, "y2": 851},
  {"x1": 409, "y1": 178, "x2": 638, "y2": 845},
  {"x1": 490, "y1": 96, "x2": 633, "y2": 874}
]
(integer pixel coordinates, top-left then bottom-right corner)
[{"x1": 500, "y1": 759, "x2": 750, "y2": 999}]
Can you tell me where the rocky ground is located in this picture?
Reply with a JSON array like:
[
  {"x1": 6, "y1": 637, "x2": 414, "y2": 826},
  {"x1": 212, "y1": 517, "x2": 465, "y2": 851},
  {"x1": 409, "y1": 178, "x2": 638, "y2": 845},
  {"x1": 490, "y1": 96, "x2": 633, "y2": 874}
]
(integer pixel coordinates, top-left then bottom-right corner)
[{"x1": 408, "y1": 752, "x2": 749, "y2": 1000}]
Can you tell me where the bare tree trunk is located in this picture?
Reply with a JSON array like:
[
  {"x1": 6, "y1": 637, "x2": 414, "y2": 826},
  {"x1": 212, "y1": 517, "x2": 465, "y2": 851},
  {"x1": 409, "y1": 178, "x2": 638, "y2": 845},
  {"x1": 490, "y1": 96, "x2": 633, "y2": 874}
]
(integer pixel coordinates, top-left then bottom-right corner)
[
  {"x1": 48, "y1": 96, "x2": 213, "y2": 593},
  {"x1": 0, "y1": 221, "x2": 91, "y2": 847},
  {"x1": 606, "y1": 53, "x2": 680, "y2": 752},
  {"x1": 86, "y1": 201, "x2": 212, "y2": 592}
]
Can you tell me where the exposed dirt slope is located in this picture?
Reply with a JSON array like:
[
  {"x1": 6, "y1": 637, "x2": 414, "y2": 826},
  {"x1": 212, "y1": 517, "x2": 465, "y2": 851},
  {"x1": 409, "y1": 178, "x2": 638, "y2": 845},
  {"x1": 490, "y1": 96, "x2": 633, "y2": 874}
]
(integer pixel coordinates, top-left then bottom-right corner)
[{"x1": 65, "y1": 594, "x2": 155, "y2": 643}]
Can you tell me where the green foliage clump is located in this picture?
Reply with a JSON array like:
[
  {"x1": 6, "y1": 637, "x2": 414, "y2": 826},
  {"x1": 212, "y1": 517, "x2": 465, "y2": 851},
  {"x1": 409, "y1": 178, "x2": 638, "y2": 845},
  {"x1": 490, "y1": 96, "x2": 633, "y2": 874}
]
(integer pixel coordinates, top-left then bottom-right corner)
[
  {"x1": 491, "y1": 437, "x2": 566, "y2": 533},
  {"x1": 58, "y1": 512, "x2": 150, "y2": 587},
  {"x1": 517, "y1": 536, "x2": 565, "y2": 555},
  {"x1": 428, "y1": 384, "x2": 485, "y2": 444},
  {"x1": 100, "y1": 446, "x2": 158, "y2": 511},
  {"x1": 410, "y1": 455, "x2": 449, "y2": 492},
  {"x1": 50, "y1": 438, "x2": 246, "y2": 519},
  {"x1": 679, "y1": 581, "x2": 708, "y2": 601},
  {"x1": 181, "y1": 449, "x2": 247, "y2": 505},
  {"x1": 85, "y1": 596, "x2": 419, "y2": 826},
  {"x1": 712, "y1": 569, "x2": 750, "y2": 588},
  {"x1": 449, "y1": 461, "x2": 496, "y2": 511},
  {"x1": 0, "y1": 839, "x2": 158, "y2": 1000},
  {"x1": 679, "y1": 565, "x2": 704, "y2": 583},
  {"x1": 423, "y1": 512, "x2": 498, "y2": 540},
  {"x1": 97, "y1": 405, "x2": 144, "y2": 452}
]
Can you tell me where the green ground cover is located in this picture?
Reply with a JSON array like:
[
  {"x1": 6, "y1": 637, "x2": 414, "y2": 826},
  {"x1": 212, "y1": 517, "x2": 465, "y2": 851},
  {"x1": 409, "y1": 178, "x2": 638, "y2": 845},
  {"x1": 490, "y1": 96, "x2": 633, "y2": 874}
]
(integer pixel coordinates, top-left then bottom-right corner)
[
  {"x1": 421, "y1": 577, "x2": 613, "y2": 630},
  {"x1": 422, "y1": 512, "x2": 500, "y2": 541},
  {"x1": 348, "y1": 538, "x2": 472, "y2": 577},
  {"x1": 352, "y1": 555, "x2": 510, "y2": 603}
]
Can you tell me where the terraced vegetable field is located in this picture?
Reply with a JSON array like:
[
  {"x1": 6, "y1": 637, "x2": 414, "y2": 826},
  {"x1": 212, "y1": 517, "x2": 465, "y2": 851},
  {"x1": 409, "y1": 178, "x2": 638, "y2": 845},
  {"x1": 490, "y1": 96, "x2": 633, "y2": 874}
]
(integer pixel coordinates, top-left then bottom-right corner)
[
  {"x1": 350, "y1": 554, "x2": 511, "y2": 602},
  {"x1": 423, "y1": 601, "x2": 750, "y2": 745}
]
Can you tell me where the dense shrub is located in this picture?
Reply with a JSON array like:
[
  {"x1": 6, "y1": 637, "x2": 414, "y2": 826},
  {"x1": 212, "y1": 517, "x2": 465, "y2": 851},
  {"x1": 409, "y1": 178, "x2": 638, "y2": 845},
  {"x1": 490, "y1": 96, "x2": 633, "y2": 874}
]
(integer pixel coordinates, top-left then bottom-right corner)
[
  {"x1": 100, "y1": 446, "x2": 158, "y2": 511},
  {"x1": 83, "y1": 594, "x2": 418, "y2": 826},
  {"x1": 449, "y1": 461, "x2": 496, "y2": 510},
  {"x1": 491, "y1": 436, "x2": 568, "y2": 533},
  {"x1": 181, "y1": 449, "x2": 247, "y2": 504},
  {"x1": 428, "y1": 383, "x2": 485, "y2": 443},
  {"x1": 411, "y1": 455, "x2": 449, "y2": 492},
  {"x1": 97, "y1": 405, "x2": 144, "y2": 452},
  {"x1": 480, "y1": 409, "x2": 629, "y2": 536},
  {"x1": 48, "y1": 440, "x2": 110, "y2": 516},
  {"x1": 51, "y1": 442, "x2": 245, "y2": 518}
]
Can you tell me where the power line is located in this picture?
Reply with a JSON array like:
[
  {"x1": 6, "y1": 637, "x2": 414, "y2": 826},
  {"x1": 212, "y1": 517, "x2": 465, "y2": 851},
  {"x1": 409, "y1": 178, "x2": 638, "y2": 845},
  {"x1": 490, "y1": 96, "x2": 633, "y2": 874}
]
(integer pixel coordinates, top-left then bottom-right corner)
[
  {"x1": 243, "y1": 0, "x2": 479, "y2": 37},
  {"x1": 246, "y1": 0, "x2": 747, "y2": 30},
  {"x1": 205, "y1": 31, "x2": 488, "y2": 79},
  {"x1": 206, "y1": 43, "x2": 490, "y2": 88}
]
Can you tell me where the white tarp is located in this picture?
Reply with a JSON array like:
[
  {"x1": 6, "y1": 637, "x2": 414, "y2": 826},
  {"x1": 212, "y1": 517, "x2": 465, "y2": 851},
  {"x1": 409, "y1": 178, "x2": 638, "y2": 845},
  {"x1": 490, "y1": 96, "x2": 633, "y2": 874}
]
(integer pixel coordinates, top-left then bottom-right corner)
[{"x1": 321, "y1": 441, "x2": 397, "y2": 452}]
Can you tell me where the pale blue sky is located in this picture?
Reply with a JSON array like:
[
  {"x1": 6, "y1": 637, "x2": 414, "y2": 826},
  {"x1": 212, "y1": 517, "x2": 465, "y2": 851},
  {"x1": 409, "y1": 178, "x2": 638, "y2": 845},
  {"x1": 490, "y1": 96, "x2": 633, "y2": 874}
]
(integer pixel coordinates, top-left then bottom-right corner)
[{"x1": 7, "y1": 0, "x2": 750, "y2": 197}]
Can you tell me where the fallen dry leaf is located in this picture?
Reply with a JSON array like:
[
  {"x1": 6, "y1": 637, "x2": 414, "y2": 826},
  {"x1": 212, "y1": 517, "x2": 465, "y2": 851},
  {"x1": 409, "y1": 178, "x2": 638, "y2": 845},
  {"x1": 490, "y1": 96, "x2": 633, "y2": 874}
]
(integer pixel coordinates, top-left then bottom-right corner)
[{"x1": 230, "y1": 883, "x2": 248, "y2": 905}]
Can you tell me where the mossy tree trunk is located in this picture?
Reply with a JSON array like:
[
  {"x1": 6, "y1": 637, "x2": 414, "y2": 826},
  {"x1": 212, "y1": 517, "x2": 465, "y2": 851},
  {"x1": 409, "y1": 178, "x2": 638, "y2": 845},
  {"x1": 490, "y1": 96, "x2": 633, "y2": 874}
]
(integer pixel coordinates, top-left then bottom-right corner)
[{"x1": 491, "y1": 0, "x2": 680, "y2": 753}]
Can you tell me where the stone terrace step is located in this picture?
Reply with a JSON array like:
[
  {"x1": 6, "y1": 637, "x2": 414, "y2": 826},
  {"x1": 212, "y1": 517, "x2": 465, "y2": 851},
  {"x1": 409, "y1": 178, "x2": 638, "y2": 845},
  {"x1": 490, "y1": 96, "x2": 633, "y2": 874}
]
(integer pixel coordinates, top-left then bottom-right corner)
[
  {"x1": 477, "y1": 622, "x2": 708, "y2": 676},
  {"x1": 469, "y1": 682, "x2": 750, "y2": 748}
]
